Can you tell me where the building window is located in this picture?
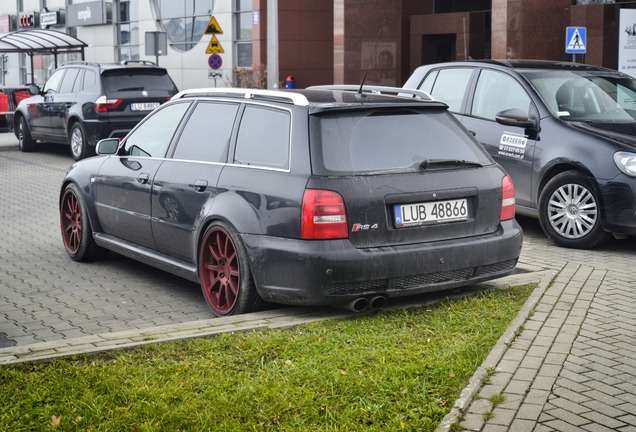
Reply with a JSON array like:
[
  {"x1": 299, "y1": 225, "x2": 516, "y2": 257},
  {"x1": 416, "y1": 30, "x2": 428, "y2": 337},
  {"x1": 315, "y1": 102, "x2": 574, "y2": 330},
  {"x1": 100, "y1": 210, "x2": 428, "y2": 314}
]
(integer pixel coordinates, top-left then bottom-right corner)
[
  {"x1": 153, "y1": 0, "x2": 215, "y2": 52},
  {"x1": 235, "y1": 0, "x2": 252, "y2": 68},
  {"x1": 117, "y1": 0, "x2": 140, "y2": 61}
]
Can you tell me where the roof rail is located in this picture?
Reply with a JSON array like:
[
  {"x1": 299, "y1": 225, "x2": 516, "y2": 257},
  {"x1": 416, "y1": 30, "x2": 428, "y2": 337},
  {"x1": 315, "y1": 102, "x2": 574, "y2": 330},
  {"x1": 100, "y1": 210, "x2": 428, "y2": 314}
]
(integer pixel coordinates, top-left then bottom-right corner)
[
  {"x1": 60, "y1": 60, "x2": 100, "y2": 68},
  {"x1": 172, "y1": 88, "x2": 310, "y2": 106},
  {"x1": 120, "y1": 60, "x2": 158, "y2": 67},
  {"x1": 307, "y1": 84, "x2": 433, "y2": 101}
]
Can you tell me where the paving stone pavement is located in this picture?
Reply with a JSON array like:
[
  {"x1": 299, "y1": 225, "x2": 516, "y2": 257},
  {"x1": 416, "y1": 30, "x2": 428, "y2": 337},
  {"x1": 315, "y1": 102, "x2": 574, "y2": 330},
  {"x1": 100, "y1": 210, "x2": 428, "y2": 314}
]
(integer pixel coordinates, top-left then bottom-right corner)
[{"x1": 3, "y1": 133, "x2": 636, "y2": 431}]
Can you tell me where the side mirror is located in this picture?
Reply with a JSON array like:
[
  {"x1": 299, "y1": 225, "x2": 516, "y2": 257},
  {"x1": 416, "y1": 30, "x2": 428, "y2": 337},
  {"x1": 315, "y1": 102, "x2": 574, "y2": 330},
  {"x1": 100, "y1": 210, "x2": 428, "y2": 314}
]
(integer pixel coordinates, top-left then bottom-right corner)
[
  {"x1": 28, "y1": 85, "x2": 40, "y2": 96},
  {"x1": 495, "y1": 108, "x2": 538, "y2": 129},
  {"x1": 96, "y1": 138, "x2": 120, "y2": 155}
]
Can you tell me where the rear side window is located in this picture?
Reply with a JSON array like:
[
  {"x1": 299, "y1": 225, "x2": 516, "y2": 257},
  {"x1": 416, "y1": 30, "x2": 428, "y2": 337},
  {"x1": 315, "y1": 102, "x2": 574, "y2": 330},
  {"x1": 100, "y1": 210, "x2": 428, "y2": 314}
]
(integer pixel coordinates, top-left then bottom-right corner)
[
  {"x1": 310, "y1": 108, "x2": 491, "y2": 175},
  {"x1": 101, "y1": 69, "x2": 178, "y2": 93},
  {"x1": 58, "y1": 68, "x2": 80, "y2": 94},
  {"x1": 428, "y1": 68, "x2": 473, "y2": 112},
  {"x1": 173, "y1": 101, "x2": 239, "y2": 163},
  {"x1": 234, "y1": 106, "x2": 290, "y2": 169}
]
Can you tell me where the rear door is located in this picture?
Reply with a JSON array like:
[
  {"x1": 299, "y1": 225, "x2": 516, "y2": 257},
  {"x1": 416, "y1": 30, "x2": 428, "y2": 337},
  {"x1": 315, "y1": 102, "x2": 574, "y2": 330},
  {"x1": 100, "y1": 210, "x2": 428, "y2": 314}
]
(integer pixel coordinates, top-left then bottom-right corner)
[
  {"x1": 309, "y1": 107, "x2": 503, "y2": 249},
  {"x1": 151, "y1": 101, "x2": 240, "y2": 263},
  {"x1": 47, "y1": 67, "x2": 80, "y2": 140},
  {"x1": 93, "y1": 101, "x2": 191, "y2": 249}
]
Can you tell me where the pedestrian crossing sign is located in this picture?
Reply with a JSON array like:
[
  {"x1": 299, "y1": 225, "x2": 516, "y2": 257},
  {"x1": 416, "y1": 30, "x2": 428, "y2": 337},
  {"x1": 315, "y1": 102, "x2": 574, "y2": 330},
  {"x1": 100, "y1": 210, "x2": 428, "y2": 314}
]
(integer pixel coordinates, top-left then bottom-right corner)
[{"x1": 566, "y1": 27, "x2": 586, "y2": 54}]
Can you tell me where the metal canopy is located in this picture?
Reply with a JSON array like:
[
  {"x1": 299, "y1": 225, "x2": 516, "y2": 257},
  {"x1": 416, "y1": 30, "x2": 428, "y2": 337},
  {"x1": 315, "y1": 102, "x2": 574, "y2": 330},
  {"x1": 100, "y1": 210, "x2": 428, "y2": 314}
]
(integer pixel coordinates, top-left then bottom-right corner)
[{"x1": 0, "y1": 29, "x2": 87, "y2": 83}]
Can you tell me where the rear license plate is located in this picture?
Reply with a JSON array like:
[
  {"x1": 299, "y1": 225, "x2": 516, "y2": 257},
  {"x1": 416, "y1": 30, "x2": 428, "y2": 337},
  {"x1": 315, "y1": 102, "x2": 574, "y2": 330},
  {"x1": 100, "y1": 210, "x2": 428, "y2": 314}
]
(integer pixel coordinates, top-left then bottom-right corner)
[
  {"x1": 131, "y1": 102, "x2": 160, "y2": 111},
  {"x1": 394, "y1": 198, "x2": 468, "y2": 227}
]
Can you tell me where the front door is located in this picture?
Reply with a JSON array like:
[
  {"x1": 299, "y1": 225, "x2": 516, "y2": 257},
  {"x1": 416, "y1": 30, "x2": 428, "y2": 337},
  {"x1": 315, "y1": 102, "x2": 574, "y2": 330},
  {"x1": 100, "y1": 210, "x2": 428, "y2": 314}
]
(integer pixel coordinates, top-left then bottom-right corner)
[
  {"x1": 93, "y1": 101, "x2": 192, "y2": 250},
  {"x1": 461, "y1": 69, "x2": 538, "y2": 208}
]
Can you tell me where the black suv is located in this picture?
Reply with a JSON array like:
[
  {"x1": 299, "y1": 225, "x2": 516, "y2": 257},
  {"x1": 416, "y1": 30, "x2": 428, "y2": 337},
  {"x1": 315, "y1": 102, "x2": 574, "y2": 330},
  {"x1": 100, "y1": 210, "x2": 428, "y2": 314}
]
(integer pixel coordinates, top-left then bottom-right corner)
[
  {"x1": 404, "y1": 60, "x2": 636, "y2": 249},
  {"x1": 14, "y1": 60, "x2": 178, "y2": 160},
  {"x1": 59, "y1": 87, "x2": 522, "y2": 316}
]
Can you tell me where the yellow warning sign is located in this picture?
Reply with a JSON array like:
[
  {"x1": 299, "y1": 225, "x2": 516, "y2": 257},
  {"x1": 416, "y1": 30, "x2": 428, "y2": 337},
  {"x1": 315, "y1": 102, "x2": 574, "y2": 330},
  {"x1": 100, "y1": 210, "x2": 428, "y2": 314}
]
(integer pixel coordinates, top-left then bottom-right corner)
[
  {"x1": 205, "y1": 35, "x2": 224, "y2": 54},
  {"x1": 205, "y1": 16, "x2": 223, "y2": 35}
]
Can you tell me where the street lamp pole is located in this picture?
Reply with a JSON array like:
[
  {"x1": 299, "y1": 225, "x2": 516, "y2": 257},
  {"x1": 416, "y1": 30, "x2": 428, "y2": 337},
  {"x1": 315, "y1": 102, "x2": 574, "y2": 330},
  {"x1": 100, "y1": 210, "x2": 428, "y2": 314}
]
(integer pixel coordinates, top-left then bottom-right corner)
[{"x1": 267, "y1": 0, "x2": 278, "y2": 89}]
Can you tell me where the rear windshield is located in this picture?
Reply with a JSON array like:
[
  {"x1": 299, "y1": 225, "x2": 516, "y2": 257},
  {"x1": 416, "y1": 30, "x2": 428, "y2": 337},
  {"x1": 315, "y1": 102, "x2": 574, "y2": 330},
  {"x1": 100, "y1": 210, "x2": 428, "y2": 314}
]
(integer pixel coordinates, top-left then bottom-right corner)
[
  {"x1": 310, "y1": 108, "x2": 492, "y2": 175},
  {"x1": 101, "y1": 69, "x2": 178, "y2": 93}
]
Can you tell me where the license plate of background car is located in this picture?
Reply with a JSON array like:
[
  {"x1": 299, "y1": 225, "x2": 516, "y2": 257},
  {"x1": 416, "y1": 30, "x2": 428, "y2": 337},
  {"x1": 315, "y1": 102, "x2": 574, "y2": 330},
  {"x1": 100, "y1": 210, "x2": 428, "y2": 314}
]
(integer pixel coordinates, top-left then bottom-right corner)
[
  {"x1": 131, "y1": 102, "x2": 160, "y2": 111},
  {"x1": 394, "y1": 198, "x2": 468, "y2": 227}
]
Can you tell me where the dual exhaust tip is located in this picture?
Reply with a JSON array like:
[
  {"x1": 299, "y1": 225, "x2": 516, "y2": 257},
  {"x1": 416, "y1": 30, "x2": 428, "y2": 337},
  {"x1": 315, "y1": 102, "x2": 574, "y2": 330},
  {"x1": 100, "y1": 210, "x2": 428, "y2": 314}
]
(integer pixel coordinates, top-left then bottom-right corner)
[{"x1": 336, "y1": 295, "x2": 387, "y2": 313}]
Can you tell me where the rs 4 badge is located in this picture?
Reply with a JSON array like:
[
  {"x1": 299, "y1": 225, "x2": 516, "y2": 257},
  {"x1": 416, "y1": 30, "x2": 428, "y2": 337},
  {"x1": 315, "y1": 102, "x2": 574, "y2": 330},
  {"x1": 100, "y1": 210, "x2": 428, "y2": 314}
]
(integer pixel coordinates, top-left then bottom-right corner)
[{"x1": 352, "y1": 223, "x2": 378, "y2": 232}]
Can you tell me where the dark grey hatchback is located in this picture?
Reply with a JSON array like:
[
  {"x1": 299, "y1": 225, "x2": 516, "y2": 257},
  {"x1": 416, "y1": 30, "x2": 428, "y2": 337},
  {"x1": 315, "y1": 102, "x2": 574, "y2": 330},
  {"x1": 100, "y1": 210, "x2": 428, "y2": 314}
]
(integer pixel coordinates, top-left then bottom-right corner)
[
  {"x1": 404, "y1": 60, "x2": 636, "y2": 249},
  {"x1": 59, "y1": 87, "x2": 522, "y2": 316}
]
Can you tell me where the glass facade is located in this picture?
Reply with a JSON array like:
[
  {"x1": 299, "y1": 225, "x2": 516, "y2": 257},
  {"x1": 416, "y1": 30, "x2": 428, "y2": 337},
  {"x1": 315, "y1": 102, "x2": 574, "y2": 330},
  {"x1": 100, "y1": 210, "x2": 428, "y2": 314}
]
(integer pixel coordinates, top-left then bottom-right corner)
[
  {"x1": 234, "y1": 0, "x2": 252, "y2": 68},
  {"x1": 155, "y1": 0, "x2": 215, "y2": 52},
  {"x1": 117, "y1": 0, "x2": 140, "y2": 61}
]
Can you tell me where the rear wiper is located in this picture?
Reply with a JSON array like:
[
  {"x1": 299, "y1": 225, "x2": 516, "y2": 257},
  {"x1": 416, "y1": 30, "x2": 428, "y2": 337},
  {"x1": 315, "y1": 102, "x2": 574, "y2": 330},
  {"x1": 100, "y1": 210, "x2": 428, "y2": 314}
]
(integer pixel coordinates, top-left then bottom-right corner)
[
  {"x1": 116, "y1": 87, "x2": 145, "y2": 91},
  {"x1": 417, "y1": 159, "x2": 483, "y2": 170}
]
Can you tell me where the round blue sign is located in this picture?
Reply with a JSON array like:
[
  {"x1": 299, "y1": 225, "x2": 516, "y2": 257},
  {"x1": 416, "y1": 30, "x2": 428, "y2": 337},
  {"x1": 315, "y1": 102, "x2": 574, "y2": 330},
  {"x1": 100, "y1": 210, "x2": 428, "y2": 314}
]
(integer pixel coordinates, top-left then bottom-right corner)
[{"x1": 209, "y1": 54, "x2": 222, "y2": 70}]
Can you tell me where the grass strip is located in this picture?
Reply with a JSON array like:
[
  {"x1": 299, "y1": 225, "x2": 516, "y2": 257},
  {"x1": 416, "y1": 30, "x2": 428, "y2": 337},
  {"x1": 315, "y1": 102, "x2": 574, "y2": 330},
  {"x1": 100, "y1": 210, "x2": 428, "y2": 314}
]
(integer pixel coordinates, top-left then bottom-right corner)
[{"x1": 0, "y1": 283, "x2": 535, "y2": 431}]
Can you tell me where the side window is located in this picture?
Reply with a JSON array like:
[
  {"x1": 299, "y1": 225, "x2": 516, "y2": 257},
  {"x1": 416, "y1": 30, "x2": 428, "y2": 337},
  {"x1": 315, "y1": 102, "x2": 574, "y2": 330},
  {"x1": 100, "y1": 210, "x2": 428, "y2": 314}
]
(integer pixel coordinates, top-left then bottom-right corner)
[
  {"x1": 72, "y1": 70, "x2": 86, "y2": 93},
  {"x1": 58, "y1": 68, "x2": 80, "y2": 94},
  {"x1": 471, "y1": 69, "x2": 533, "y2": 121},
  {"x1": 418, "y1": 70, "x2": 438, "y2": 95},
  {"x1": 83, "y1": 70, "x2": 97, "y2": 90},
  {"x1": 173, "y1": 101, "x2": 240, "y2": 163},
  {"x1": 123, "y1": 102, "x2": 191, "y2": 157},
  {"x1": 43, "y1": 69, "x2": 66, "y2": 94},
  {"x1": 429, "y1": 68, "x2": 473, "y2": 112},
  {"x1": 234, "y1": 106, "x2": 290, "y2": 169}
]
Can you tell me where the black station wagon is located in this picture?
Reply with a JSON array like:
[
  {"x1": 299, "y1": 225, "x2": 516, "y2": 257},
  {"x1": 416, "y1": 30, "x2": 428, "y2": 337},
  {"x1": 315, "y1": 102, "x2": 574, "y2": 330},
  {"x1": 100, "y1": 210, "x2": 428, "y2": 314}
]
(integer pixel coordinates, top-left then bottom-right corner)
[
  {"x1": 59, "y1": 87, "x2": 523, "y2": 316},
  {"x1": 404, "y1": 60, "x2": 636, "y2": 249}
]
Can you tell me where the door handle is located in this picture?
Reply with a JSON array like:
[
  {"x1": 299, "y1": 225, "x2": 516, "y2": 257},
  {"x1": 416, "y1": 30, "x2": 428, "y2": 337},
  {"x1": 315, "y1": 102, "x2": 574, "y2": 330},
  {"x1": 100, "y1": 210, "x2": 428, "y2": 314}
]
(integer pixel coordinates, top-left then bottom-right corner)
[
  {"x1": 137, "y1": 173, "x2": 150, "y2": 184},
  {"x1": 193, "y1": 179, "x2": 208, "y2": 192}
]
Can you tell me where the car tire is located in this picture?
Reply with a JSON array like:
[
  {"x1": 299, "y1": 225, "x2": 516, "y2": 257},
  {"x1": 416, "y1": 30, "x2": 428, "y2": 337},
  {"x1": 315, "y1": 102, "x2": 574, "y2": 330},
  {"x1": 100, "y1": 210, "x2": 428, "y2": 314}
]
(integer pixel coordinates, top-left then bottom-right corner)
[
  {"x1": 60, "y1": 183, "x2": 110, "y2": 261},
  {"x1": 17, "y1": 117, "x2": 35, "y2": 152},
  {"x1": 538, "y1": 171, "x2": 610, "y2": 249},
  {"x1": 69, "y1": 122, "x2": 94, "y2": 161},
  {"x1": 199, "y1": 221, "x2": 263, "y2": 316}
]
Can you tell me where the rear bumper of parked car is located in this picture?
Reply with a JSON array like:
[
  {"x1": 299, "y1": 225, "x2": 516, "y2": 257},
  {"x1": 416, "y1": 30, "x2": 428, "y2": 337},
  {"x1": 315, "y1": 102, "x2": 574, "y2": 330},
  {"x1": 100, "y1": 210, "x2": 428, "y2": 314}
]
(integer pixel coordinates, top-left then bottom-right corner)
[
  {"x1": 82, "y1": 119, "x2": 140, "y2": 147},
  {"x1": 241, "y1": 219, "x2": 523, "y2": 306}
]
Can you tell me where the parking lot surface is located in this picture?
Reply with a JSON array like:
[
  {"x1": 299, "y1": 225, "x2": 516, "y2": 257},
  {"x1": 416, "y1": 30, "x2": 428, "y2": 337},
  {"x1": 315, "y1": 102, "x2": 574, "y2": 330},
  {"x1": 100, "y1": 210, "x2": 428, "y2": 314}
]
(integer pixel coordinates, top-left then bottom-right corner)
[{"x1": 2, "y1": 135, "x2": 636, "y2": 431}]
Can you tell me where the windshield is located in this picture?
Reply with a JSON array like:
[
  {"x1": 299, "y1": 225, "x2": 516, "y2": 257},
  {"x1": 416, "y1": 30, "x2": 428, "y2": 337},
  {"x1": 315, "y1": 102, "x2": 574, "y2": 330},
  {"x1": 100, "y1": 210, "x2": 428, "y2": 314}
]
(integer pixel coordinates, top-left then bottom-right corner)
[
  {"x1": 521, "y1": 69, "x2": 636, "y2": 123},
  {"x1": 310, "y1": 108, "x2": 492, "y2": 175}
]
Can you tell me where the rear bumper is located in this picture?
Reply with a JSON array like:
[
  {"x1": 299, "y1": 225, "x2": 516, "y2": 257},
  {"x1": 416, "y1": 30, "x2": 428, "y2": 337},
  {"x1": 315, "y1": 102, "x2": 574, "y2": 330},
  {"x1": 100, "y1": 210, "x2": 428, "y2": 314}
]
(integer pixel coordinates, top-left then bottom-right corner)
[
  {"x1": 241, "y1": 219, "x2": 523, "y2": 306},
  {"x1": 82, "y1": 119, "x2": 140, "y2": 147}
]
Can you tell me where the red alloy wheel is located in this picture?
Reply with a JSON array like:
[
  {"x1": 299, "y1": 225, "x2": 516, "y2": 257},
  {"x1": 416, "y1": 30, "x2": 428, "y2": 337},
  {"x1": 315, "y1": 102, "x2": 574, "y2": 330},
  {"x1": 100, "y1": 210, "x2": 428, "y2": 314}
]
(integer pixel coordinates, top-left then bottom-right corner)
[
  {"x1": 61, "y1": 189, "x2": 82, "y2": 255},
  {"x1": 200, "y1": 226, "x2": 241, "y2": 315}
]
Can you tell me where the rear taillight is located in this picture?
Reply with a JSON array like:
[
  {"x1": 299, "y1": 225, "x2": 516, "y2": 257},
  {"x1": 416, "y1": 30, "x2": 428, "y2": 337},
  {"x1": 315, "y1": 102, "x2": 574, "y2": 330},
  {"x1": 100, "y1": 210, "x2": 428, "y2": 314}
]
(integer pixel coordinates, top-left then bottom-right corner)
[
  {"x1": 501, "y1": 174, "x2": 516, "y2": 221},
  {"x1": 94, "y1": 96, "x2": 123, "y2": 113},
  {"x1": 301, "y1": 189, "x2": 348, "y2": 239}
]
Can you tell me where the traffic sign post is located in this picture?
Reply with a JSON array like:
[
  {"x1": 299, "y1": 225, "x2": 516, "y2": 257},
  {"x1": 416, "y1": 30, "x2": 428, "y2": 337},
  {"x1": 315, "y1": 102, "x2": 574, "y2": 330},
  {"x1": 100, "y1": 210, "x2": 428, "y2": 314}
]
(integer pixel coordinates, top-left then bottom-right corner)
[{"x1": 566, "y1": 27, "x2": 586, "y2": 62}]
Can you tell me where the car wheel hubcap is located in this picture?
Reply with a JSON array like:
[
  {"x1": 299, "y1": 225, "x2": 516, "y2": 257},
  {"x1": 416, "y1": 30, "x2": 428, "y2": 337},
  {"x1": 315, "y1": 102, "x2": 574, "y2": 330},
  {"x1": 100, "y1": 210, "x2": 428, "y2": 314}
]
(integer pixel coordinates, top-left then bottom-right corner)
[
  {"x1": 200, "y1": 228, "x2": 240, "y2": 315},
  {"x1": 547, "y1": 183, "x2": 598, "y2": 239},
  {"x1": 61, "y1": 191, "x2": 82, "y2": 254},
  {"x1": 71, "y1": 128, "x2": 83, "y2": 157}
]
